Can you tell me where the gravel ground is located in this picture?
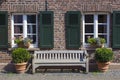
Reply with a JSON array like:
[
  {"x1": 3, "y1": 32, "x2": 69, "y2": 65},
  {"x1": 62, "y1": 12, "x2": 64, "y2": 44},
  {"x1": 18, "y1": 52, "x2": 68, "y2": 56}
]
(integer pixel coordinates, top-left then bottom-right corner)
[{"x1": 0, "y1": 69, "x2": 120, "y2": 80}]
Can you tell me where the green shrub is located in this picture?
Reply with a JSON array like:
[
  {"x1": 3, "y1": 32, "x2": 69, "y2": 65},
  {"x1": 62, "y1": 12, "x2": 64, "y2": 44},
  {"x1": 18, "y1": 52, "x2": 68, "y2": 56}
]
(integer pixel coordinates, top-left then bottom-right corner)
[
  {"x1": 95, "y1": 48, "x2": 113, "y2": 62},
  {"x1": 12, "y1": 48, "x2": 31, "y2": 63}
]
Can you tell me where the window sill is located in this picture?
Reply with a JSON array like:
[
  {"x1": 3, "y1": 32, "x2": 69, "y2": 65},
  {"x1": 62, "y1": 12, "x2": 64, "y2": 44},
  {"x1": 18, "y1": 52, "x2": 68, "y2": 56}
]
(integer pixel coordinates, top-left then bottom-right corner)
[{"x1": 84, "y1": 47, "x2": 112, "y2": 50}]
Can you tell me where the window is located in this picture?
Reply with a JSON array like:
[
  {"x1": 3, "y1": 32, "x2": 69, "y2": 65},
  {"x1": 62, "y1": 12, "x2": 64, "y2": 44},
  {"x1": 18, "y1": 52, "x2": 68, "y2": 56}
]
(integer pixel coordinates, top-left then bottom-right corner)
[
  {"x1": 83, "y1": 14, "x2": 110, "y2": 47},
  {"x1": 11, "y1": 14, "x2": 38, "y2": 48}
]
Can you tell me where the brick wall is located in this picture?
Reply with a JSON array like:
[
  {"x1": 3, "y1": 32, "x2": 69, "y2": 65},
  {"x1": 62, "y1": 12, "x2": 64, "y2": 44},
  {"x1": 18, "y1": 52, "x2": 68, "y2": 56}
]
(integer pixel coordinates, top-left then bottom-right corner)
[
  {"x1": 0, "y1": 0, "x2": 120, "y2": 49},
  {"x1": 0, "y1": 51, "x2": 12, "y2": 63}
]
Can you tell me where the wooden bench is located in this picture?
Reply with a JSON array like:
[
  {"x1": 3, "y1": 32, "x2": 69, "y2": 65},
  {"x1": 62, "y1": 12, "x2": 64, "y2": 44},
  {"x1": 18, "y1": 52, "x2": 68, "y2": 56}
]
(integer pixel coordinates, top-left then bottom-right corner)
[{"x1": 32, "y1": 50, "x2": 89, "y2": 73}]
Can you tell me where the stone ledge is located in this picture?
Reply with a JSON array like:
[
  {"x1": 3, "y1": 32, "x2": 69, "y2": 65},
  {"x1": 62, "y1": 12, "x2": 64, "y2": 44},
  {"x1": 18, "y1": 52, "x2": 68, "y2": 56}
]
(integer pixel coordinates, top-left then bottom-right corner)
[{"x1": 109, "y1": 63, "x2": 120, "y2": 69}]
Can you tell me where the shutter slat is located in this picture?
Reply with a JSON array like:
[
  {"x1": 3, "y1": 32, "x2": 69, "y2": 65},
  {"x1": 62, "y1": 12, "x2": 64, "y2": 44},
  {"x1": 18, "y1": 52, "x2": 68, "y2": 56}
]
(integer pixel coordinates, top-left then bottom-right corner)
[
  {"x1": 113, "y1": 11, "x2": 120, "y2": 48},
  {"x1": 39, "y1": 11, "x2": 54, "y2": 48},
  {"x1": 0, "y1": 11, "x2": 8, "y2": 48},
  {"x1": 65, "y1": 11, "x2": 81, "y2": 49}
]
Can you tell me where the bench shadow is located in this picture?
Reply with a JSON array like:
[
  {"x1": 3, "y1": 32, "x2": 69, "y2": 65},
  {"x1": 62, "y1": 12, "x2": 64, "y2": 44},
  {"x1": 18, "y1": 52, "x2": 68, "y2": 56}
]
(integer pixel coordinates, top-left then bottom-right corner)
[{"x1": 32, "y1": 66, "x2": 87, "y2": 74}]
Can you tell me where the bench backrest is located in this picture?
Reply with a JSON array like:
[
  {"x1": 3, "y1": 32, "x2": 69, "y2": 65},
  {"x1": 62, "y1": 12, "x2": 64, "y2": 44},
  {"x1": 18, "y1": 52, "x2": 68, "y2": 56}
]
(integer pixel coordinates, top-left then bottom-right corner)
[{"x1": 33, "y1": 50, "x2": 88, "y2": 62}]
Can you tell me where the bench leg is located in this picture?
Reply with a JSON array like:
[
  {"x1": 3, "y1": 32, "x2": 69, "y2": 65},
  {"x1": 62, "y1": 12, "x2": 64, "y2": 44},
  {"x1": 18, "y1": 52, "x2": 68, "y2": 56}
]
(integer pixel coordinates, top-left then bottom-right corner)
[
  {"x1": 32, "y1": 69, "x2": 35, "y2": 74},
  {"x1": 86, "y1": 67, "x2": 89, "y2": 73},
  {"x1": 32, "y1": 64, "x2": 35, "y2": 74},
  {"x1": 86, "y1": 63, "x2": 89, "y2": 73}
]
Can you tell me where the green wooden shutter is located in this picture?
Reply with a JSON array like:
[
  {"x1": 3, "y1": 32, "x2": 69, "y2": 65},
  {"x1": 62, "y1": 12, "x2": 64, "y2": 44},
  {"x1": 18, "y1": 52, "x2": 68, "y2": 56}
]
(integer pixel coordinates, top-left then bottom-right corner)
[
  {"x1": 0, "y1": 11, "x2": 8, "y2": 48},
  {"x1": 113, "y1": 11, "x2": 120, "y2": 48},
  {"x1": 39, "y1": 11, "x2": 54, "y2": 48},
  {"x1": 65, "y1": 11, "x2": 81, "y2": 49}
]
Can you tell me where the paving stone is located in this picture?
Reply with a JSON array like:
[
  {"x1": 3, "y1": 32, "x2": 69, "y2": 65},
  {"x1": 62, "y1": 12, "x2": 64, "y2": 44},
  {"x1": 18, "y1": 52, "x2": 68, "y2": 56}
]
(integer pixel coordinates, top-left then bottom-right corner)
[{"x1": 0, "y1": 69, "x2": 120, "y2": 80}]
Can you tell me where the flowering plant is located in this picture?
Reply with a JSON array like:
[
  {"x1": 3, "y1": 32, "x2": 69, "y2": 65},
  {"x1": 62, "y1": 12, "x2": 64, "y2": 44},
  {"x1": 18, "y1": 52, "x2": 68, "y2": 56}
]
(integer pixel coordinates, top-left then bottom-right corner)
[
  {"x1": 87, "y1": 37, "x2": 106, "y2": 47},
  {"x1": 14, "y1": 36, "x2": 32, "y2": 48}
]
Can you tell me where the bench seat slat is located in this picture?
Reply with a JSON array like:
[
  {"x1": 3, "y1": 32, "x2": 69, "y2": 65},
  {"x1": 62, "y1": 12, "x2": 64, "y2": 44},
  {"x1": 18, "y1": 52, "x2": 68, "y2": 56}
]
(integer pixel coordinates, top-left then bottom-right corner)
[
  {"x1": 34, "y1": 60, "x2": 86, "y2": 63},
  {"x1": 34, "y1": 63, "x2": 86, "y2": 67}
]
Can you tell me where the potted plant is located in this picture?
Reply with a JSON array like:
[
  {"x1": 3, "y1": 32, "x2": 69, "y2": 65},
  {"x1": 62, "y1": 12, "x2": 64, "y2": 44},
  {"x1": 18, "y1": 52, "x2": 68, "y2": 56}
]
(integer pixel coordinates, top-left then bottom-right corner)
[
  {"x1": 87, "y1": 37, "x2": 106, "y2": 48},
  {"x1": 15, "y1": 36, "x2": 32, "y2": 48},
  {"x1": 95, "y1": 48, "x2": 113, "y2": 72},
  {"x1": 12, "y1": 48, "x2": 31, "y2": 73}
]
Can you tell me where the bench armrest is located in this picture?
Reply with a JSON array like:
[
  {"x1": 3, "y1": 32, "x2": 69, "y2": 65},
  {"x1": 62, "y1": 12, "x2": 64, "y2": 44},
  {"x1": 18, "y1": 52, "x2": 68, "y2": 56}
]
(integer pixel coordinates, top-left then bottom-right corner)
[{"x1": 84, "y1": 50, "x2": 89, "y2": 58}]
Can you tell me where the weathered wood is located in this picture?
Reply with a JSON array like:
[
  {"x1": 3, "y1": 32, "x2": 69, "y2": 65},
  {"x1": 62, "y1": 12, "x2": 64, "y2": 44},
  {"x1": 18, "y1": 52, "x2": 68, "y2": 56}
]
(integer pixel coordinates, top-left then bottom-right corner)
[{"x1": 32, "y1": 50, "x2": 89, "y2": 73}]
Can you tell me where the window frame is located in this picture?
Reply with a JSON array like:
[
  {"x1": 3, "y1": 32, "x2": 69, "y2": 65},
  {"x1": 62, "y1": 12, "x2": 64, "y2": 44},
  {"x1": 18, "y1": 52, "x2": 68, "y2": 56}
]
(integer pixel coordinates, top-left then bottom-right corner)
[
  {"x1": 82, "y1": 13, "x2": 110, "y2": 47},
  {"x1": 11, "y1": 13, "x2": 38, "y2": 48}
]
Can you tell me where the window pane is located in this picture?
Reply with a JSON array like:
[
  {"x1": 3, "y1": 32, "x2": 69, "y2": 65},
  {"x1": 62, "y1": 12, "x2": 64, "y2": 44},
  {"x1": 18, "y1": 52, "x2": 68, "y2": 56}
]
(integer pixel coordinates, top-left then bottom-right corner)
[
  {"x1": 69, "y1": 14, "x2": 78, "y2": 25},
  {"x1": 14, "y1": 15, "x2": 23, "y2": 23},
  {"x1": 14, "y1": 25, "x2": 23, "y2": 33},
  {"x1": 27, "y1": 25, "x2": 36, "y2": 33},
  {"x1": 85, "y1": 35, "x2": 94, "y2": 43},
  {"x1": 85, "y1": 25, "x2": 94, "y2": 33},
  {"x1": 98, "y1": 25, "x2": 107, "y2": 33},
  {"x1": 27, "y1": 15, "x2": 36, "y2": 23},
  {"x1": 98, "y1": 15, "x2": 107, "y2": 23},
  {"x1": 0, "y1": 14, "x2": 6, "y2": 25},
  {"x1": 85, "y1": 15, "x2": 94, "y2": 23},
  {"x1": 27, "y1": 35, "x2": 36, "y2": 44}
]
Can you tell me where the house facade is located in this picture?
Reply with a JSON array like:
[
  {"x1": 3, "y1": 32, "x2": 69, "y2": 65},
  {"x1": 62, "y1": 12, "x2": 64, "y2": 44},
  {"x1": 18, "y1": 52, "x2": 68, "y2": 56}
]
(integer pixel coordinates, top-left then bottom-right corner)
[{"x1": 0, "y1": 0, "x2": 120, "y2": 63}]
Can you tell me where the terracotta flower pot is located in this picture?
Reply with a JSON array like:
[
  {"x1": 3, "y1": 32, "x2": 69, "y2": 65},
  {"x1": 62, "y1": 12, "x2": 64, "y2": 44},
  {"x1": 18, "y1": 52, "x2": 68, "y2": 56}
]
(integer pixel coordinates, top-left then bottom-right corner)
[
  {"x1": 15, "y1": 62, "x2": 27, "y2": 73},
  {"x1": 96, "y1": 62, "x2": 110, "y2": 72}
]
